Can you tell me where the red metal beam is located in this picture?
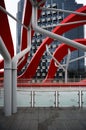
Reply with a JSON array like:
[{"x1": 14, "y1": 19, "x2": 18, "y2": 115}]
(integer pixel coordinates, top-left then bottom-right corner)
[
  {"x1": 44, "y1": 39, "x2": 86, "y2": 81},
  {"x1": 0, "y1": 0, "x2": 14, "y2": 70},
  {"x1": 17, "y1": 0, "x2": 45, "y2": 72},
  {"x1": 19, "y1": 6, "x2": 86, "y2": 79}
]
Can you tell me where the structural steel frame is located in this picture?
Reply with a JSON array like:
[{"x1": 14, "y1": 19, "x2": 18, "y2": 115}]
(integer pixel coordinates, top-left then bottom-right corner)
[{"x1": 0, "y1": 0, "x2": 86, "y2": 116}]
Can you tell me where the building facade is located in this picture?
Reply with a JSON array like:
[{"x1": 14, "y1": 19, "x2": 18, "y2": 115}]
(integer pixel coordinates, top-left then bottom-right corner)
[{"x1": 16, "y1": 0, "x2": 85, "y2": 80}]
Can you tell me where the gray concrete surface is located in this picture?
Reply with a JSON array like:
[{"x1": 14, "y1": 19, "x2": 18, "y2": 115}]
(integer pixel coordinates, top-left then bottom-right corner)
[{"x1": 0, "y1": 107, "x2": 86, "y2": 130}]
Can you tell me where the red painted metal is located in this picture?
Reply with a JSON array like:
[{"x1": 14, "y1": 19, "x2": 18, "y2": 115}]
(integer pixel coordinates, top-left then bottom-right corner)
[
  {"x1": 44, "y1": 39, "x2": 86, "y2": 82},
  {"x1": 17, "y1": 82, "x2": 86, "y2": 87},
  {"x1": 0, "y1": 0, "x2": 45, "y2": 75},
  {"x1": 17, "y1": 0, "x2": 32, "y2": 71},
  {"x1": 19, "y1": 6, "x2": 86, "y2": 79},
  {"x1": 17, "y1": 0, "x2": 45, "y2": 72},
  {"x1": 0, "y1": 77, "x2": 86, "y2": 88},
  {"x1": 0, "y1": 0, "x2": 14, "y2": 69},
  {"x1": 0, "y1": 1, "x2": 86, "y2": 87}
]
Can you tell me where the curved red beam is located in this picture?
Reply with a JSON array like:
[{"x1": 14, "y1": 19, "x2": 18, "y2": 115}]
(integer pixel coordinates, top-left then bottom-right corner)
[
  {"x1": 17, "y1": 0, "x2": 32, "y2": 71},
  {"x1": 0, "y1": 0, "x2": 14, "y2": 69},
  {"x1": 44, "y1": 39, "x2": 86, "y2": 82},
  {"x1": 0, "y1": 0, "x2": 31, "y2": 75},
  {"x1": 19, "y1": 6, "x2": 86, "y2": 79},
  {"x1": 20, "y1": 0, "x2": 32, "y2": 50},
  {"x1": 17, "y1": 0, "x2": 45, "y2": 72}
]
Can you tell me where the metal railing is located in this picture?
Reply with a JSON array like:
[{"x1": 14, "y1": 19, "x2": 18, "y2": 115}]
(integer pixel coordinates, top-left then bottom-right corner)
[
  {"x1": 0, "y1": 77, "x2": 85, "y2": 85},
  {"x1": 17, "y1": 77, "x2": 85, "y2": 83},
  {"x1": 0, "y1": 87, "x2": 86, "y2": 108}
]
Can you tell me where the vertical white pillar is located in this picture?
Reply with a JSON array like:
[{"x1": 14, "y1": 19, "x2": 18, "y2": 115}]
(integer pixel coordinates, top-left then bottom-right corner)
[
  {"x1": 4, "y1": 62, "x2": 12, "y2": 116},
  {"x1": 0, "y1": 37, "x2": 12, "y2": 116},
  {"x1": 12, "y1": 27, "x2": 31, "y2": 113},
  {"x1": 12, "y1": 65, "x2": 17, "y2": 113}
]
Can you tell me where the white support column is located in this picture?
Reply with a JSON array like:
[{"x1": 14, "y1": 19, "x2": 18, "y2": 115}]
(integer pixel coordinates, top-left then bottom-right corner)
[
  {"x1": 4, "y1": 62, "x2": 12, "y2": 116},
  {"x1": 12, "y1": 27, "x2": 31, "y2": 113},
  {"x1": 12, "y1": 64, "x2": 17, "y2": 113},
  {"x1": 0, "y1": 37, "x2": 12, "y2": 116}
]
